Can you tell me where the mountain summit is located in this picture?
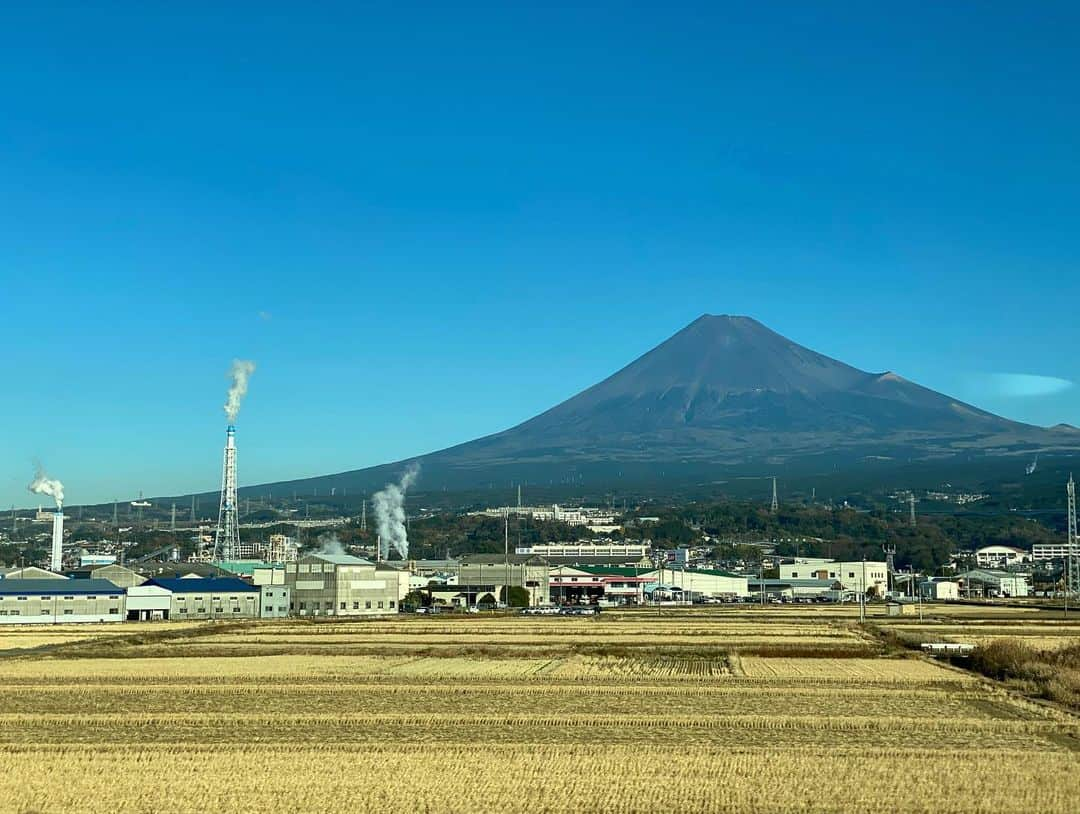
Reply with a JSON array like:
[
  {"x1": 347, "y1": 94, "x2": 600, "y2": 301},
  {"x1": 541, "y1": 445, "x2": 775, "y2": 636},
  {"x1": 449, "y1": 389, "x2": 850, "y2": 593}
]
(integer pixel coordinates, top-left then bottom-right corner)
[{"x1": 258, "y1": 315, "x2": 1077, "y2": 493}]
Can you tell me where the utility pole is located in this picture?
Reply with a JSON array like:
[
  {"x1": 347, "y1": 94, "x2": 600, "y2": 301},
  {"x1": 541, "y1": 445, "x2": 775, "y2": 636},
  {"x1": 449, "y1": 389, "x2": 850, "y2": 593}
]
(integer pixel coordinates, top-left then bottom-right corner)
[
  {"x1": 504, "y1": 509, "x2": 510, "y2": 608},
  {"x1": 1067, "y1": 475, "x2": 1077, "y2": 617}
]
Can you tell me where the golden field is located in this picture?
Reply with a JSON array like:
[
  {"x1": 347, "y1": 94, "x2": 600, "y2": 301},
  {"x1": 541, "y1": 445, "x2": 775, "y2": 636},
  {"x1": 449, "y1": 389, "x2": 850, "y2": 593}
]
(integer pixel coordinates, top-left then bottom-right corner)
[{"x1": 0, "y1": 608, "x2": 1076, "y2": 813}]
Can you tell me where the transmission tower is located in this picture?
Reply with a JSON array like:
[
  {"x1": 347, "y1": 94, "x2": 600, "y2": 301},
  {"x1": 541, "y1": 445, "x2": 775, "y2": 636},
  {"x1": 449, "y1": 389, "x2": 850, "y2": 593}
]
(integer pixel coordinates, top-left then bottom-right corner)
[
  {"x1": 909, "y1": 494, "x2": 917, "y2": 528},
  {"x1": 170, "y1": 503, "x2": 176, "y2": 532},
  {"x1": 770, "y1": 477, "x2": 779, "y2": 513},
  {"x1": 360, "y1": 499, "x2": 367, "y2": 532},
  {"x1": 212, "y1": 425, "x2": 241, "y2": 561}
]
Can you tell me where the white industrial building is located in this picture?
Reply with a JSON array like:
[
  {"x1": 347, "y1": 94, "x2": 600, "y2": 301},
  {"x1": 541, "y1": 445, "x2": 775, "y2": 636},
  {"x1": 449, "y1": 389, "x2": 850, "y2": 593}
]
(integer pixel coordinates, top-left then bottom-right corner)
[
  {"x1": 0, "y1": 579, "x2": 125, "y2": 624},
  {"x1": 779, "y1": 558, "x2": 889, "y2": 596},
  {"x1": 140, "y1": 576, "x2": 265, "y2": 619},
  {"x1": 956, "y1": 569, "x2": 1031, "y2": 598},
  {"x1": 973, "y1": 545, "x2": 1031, "y2": 568},
  {"x1": 642, "y1": 567, "x2": 748, "y2": 599},
  {"x1": 919, "y1": 579, "x2": 959, "y2": 601}
]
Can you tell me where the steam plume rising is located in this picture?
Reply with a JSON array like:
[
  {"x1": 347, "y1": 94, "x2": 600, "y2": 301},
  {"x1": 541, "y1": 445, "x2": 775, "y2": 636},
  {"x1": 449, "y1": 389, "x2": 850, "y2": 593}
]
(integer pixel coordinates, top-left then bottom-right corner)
[
  {"x1": 28, "y1": 466, "x2": 65, "y2": 509},
  {"x1": 316, "y1": 533, "x2": 345, "y2": 556},
  {"x1": 373, "y1": 464, "x2": 420, "y2": 560},
  {"x1": 224, "y1": 359, "x2": 256, "y2": 423}
]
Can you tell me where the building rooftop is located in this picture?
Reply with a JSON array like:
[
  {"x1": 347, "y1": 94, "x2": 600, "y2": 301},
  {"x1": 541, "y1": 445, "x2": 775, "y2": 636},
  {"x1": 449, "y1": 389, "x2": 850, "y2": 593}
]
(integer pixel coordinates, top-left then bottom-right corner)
[
  {"x1": 144, "y1": 577, "x2": 259, "y2": 593},
  {"x1": 304, "y1": 553, "x2": 374, "y2": 566},
  {"x1": 458, "y1": 554, "x2": 549, "y2": 565},
  {"x1": 0, "y1": 578, "x2": 123, "y2": 595}
]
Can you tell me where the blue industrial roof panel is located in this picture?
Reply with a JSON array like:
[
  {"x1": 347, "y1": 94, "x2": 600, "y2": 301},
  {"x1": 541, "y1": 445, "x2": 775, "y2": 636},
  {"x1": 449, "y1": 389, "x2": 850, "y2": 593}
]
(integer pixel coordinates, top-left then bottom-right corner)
[
  {"x1": 0, "y1": 579, "x2": 123, "y2": 595},
  {"x1": 144, "y1": 577, "x2": 259, "y2": 593}
]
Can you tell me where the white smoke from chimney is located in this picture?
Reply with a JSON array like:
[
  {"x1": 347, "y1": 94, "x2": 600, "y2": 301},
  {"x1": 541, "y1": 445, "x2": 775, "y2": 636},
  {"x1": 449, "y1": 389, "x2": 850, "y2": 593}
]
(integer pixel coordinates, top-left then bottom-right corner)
[
  {"x1": 224, "y1": 359, "x2": 256, "y2": 423},
  {"x1": 373, "y1": 464, "x2": 420, "y2": 560},
  {"x1": 28, "y1": 466, "x2": 64, "y2": 509}
]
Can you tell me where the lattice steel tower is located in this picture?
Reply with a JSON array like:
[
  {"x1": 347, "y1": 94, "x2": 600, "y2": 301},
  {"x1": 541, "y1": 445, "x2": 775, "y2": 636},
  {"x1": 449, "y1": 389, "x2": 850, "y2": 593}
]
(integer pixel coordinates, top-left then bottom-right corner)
[
  {"x1": 770, "y1": 477, "x2": 779, "y2": 513},
  {"x1": 213, "y1": 425, "x2": 240, "y2": 561}
]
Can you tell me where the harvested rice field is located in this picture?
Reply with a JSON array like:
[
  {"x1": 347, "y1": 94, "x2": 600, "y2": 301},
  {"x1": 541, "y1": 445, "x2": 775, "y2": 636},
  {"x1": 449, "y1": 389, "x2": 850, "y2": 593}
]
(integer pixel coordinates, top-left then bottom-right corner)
[{"x1": 0, "y1": 610, "x2": 1075, "y2": 812}]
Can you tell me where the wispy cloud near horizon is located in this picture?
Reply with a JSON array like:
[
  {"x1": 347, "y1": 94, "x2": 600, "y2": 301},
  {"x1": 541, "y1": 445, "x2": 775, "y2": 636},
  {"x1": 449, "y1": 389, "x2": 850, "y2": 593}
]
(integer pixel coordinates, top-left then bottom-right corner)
[{"x1": 978, "y1": 373, "x2": 1074, "y2": 398}]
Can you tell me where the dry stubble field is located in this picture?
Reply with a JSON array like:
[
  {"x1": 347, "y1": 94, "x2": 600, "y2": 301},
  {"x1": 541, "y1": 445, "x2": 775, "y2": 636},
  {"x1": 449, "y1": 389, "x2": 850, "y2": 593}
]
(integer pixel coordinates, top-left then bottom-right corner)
[{"x1": 0, "y1": 606, "x2": 1076, "y2": 813}]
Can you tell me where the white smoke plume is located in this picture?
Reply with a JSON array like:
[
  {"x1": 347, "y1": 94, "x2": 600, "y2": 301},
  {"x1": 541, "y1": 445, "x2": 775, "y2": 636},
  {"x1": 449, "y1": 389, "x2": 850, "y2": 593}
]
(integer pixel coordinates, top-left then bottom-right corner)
[
  {"x1": 28, "y1": 466, "x2": 64, "y2": 509},
  {"x1": 373, "y1": 463, "x2": 420, "y2": 560},
  {"x1": 316, "y1": 533, "x2": 345, "y2": 556},
  {"x1": 224, "y1": 359, "x2": 256, "y2": 423}
]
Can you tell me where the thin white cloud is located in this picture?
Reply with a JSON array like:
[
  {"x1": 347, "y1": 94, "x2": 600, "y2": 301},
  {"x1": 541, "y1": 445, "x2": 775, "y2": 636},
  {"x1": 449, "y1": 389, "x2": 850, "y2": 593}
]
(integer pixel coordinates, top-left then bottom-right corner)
[
  {"x1": 983, "y1": 373, "x2": 1074, "y2": 398},
  {"x1": 258, "y1": 311, "x2": 272, "y2": 321}
]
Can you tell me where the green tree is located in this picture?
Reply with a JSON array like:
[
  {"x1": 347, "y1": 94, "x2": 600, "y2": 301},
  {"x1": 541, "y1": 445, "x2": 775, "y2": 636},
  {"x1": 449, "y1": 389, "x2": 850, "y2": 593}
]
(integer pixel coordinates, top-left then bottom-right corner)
[{"x1": 499, "y1": 585, "x2": 530, "y2": 607}]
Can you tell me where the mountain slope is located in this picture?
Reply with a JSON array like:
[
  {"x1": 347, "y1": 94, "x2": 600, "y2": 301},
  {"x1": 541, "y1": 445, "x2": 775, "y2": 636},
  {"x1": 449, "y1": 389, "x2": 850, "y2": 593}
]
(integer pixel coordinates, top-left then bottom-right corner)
[{"x1": 249, "y1": 315, "x2": 1080, "y2": 493}]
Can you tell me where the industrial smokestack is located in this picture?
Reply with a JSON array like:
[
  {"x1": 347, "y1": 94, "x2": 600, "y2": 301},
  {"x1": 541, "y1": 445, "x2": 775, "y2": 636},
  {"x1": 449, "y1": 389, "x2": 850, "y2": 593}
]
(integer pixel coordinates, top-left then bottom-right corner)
[{"x1": 51, "y1": 510, "x2": 64, "y2": 572}]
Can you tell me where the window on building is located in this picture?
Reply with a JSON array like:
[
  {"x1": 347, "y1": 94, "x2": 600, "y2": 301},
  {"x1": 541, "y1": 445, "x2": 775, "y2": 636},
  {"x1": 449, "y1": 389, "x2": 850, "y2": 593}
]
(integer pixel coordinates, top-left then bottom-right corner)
[
  {"x1": 353, "y1": 602, "x2": 360, "y2": 610},
  {"x1": 377, "y1": 601, "x2": 384, "y2": 609},
  {"x1": 389, "y1": 601, "x2": 395, "y2": 609},
  {"x1": 197, "y1": 608, "x2": 206, "y2": 614},
  {"x1": 16, "y1": 597, "x2": 27, "y2": 601},
  {"x1": 108, "y1": 608, "x2": 119, "y2": 615},
  {"x1": 64, "y1": 596, "x2": 74, "y2": 601},
  {"x1": 340, "y1": 602, "x2": 346, "y2": 610},
  {"x1": 179, "y1": 608, "x2": 187, "y2": 614},
  {"x1": 63, "y1": 609, "x2": 73, "y2": 615},
  {"x1": 87, "y1": 596, "x2": 96, "y2": 600},
  {"x1": 278, "y1": 606, "x2": 287, "y2": 613},
  {"x1": 365, "y1": 601, "x2": 371, "y2": 609},
  {"x1": 848, "y1": 572, "x2": 855, "y2": 579},
  {"x1": 298, "y1": 602, "x2": 306, "y2": 610},
  {"x1": 41, "y1": 609, "x2": 50, "y2": 614},
  {"x1": 313, "y1": 602, "x2": 320, "y2": 610}
]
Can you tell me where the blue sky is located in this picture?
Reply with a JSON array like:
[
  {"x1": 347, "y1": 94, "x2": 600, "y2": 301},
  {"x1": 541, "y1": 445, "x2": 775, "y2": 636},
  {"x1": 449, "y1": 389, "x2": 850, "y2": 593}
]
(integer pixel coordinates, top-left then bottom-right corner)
[{"x1": 2, "y1": 2, "x2": 1078, "y2": 507}]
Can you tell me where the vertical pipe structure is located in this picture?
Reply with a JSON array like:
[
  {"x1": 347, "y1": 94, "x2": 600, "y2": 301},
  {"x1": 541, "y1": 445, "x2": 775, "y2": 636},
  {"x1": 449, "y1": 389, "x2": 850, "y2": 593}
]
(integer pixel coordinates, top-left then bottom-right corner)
[
  {"x1": 213, "y1": 425, "x2": 240, "y2": 562},
  {"x1": 51, "y1": 508, "x2": 64, "y2": 572}
]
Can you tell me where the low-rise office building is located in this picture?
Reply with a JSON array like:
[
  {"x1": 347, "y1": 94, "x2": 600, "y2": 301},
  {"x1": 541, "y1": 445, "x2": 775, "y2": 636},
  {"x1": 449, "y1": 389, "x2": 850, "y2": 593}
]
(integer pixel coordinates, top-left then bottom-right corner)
[{"x1": 0, "y1": 579, "x2": 125, "y2": 624}]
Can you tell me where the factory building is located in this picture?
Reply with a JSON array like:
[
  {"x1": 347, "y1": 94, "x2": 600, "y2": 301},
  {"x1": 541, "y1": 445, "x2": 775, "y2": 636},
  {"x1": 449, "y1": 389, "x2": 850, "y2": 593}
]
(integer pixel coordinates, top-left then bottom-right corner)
[
  {"x1": 778, "y1": 559, "x2": 889, "y2": 596},
  {"x1": 284, "y1": 553, "x2": 400, "y2": 616},
  {"x1": 0, "y1": 579, "x2": 125, "y2": 624},
  {"x1": 65, "y1": 564, "x2": 146, "y2": 589},
  {"x1": 1, "y1": 566, "x2": 67, "y2": 580},
  {"x1": 456, "y1": 554, "x2": 550, "y2": 606},
  {"x1": 956, "y1": 569, "x2": 1031, "y2": 598},
  {"x1": 549, "y1": 565, "x2": 652, "y2": 604},
  {"x1": 141, "y1": 576, "x2": 262, "y2": 620},
  {"x1": 642, "y1": 567, "x2": 749, "y2": 599}
]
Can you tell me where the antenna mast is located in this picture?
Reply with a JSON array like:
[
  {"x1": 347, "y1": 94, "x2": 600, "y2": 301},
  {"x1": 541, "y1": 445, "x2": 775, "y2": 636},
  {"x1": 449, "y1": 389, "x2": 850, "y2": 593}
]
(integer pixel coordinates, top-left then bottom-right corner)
[{"x1": 770, "y1": 477, "x2": 778, "y2": 514}]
